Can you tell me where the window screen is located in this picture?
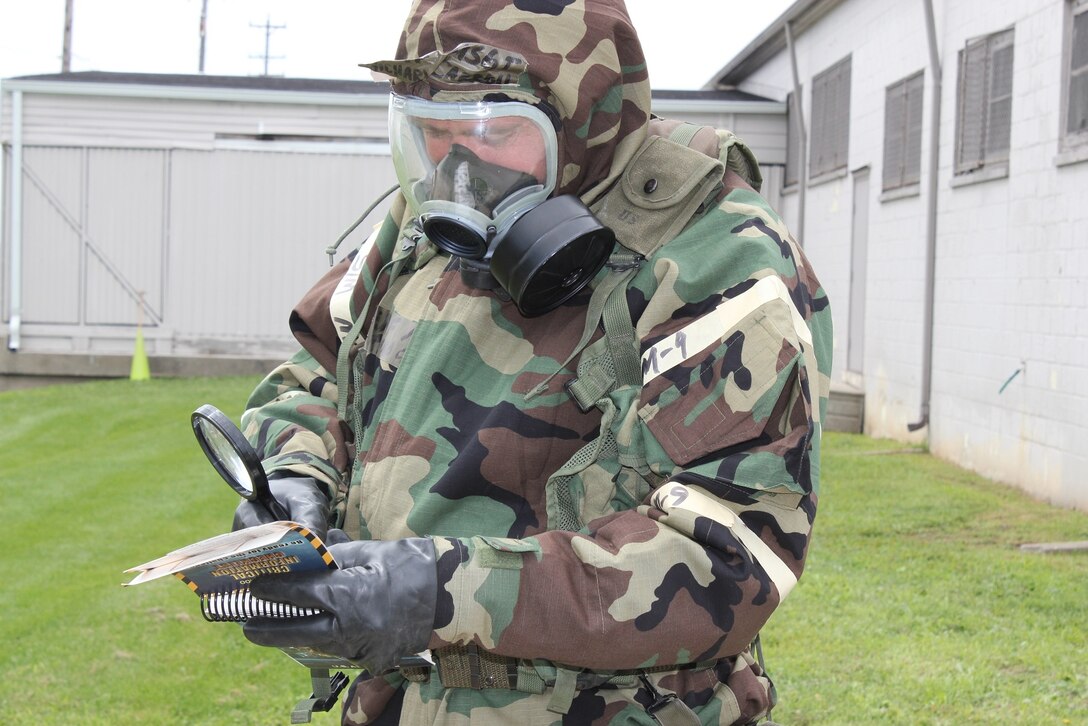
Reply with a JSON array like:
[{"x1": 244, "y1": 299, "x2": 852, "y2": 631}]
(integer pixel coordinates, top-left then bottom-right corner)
[
  {"x1": 882, "y1": 71, "x2": 925, "y2": 191},
  {"x1": 809, "y1": 55, "x2": 852, "y2": 178},
  {"x1": 954, "y1": 28, "x2": 1015, "y2": 174}
]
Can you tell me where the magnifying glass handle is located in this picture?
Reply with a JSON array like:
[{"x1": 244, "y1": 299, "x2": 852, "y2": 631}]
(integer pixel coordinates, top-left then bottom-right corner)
[{"x1": 262, "y1": 495, "x2": 292, "y2": 522}]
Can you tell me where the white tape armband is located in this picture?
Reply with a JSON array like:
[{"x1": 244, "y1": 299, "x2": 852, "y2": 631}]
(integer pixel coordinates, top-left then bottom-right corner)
[
  {"x1": 641, "y1": 275, "x2": 813, "y2": 386},
  {"x1": 651, "y1": 482, "x2": 799, "y2": 600}
]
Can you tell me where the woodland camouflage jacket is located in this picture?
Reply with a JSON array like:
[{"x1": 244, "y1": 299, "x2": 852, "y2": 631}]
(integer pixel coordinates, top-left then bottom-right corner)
[{"x1": 239, "y1": 1, "x2": 832, "y2": 724}]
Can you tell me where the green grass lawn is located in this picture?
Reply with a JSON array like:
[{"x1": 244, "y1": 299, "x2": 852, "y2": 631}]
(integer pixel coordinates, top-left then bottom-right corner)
[
  {"x1": 1, "y1": 378, "x2": 1086, "y2": 724},
  {"x1": 768, "y1": 435, "x2": 1088, "y2": 725}
]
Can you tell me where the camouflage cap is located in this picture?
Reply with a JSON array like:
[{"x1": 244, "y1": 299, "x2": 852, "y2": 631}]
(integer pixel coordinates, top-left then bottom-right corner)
[{"x1": 361, "y1": 0, "x2": 651, "y2": 202}]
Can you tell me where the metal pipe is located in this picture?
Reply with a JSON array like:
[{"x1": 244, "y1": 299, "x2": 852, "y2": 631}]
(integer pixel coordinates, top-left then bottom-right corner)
[
  {"x1": 784, "y1": 19, "x2": 807, "y2": 241},
  {"x1": 8, "y1": 90, "x2": 23, "y2": 351},
  {"x1": 908, "y1": 0, "x2": 943, "y2": 432}
]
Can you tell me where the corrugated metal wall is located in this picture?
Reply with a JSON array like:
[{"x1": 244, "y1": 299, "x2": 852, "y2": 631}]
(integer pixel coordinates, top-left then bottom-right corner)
[
  {"x1": 21, "y1": 147, "x2": 85, "y2": 325},
  {"x1": 20, "y1": 145, "x2": 168, "y2": 331},
  {"x1": 167, "y1": 147, "x2": 396, "y2": 355},
  {"x1": 87, "y1": 148, "x2": 166, "y2": 327},
  {"x1": 2, "y1": 82, "x2": 397, "y2": 357},
  {"x1": 4, "y1": 90, "x2": 389, "y2": 149},
  {"x1": 12, "y1": 143, "x2": 396, "y2": 356}
]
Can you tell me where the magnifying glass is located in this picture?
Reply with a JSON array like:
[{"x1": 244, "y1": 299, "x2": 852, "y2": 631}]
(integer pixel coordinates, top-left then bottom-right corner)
[{"x1": 191, "y1": 404, "x2": 289, "y2": 521}]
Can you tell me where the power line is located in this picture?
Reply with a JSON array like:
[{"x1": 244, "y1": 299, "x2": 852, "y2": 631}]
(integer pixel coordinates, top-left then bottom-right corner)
[
  {"x1": 249, "y1": 15, "x2": 285, "y2": 77},
  {"x1": 198, "y1": 0, "x2": 209, "y2": 73}
]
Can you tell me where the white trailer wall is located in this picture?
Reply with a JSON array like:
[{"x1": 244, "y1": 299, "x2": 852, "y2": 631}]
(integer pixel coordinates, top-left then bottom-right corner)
[{"x1": 1, "y1": 76, "x2": 395, "y2": 359}]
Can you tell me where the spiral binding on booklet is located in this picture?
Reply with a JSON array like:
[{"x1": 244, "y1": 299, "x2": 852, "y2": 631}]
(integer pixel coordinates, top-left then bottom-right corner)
[{"x1": 200, "y1": 587, "x2": 323, "y2": 622}]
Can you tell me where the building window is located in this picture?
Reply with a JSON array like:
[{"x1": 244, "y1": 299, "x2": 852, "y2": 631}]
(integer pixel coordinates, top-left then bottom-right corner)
[
  {"x1": 1064, "y1": 0, "x2": 1088, "y2": 148},
  {"x1": 954, "y1": 28, "x2": 1014, "y2": 175},
  {"x1": 882, "y1": 71, "x2": 925, "y2": 191},
  {"x1": 785, "y1": 90, "x2": 802, "y2": 187},
  {"x1": 809, "y1": 55, "x2": 852, "y2": 179}
]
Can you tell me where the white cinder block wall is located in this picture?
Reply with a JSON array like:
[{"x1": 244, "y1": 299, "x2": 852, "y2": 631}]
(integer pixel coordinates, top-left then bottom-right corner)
[
  {"x1": 730, "y1": 0, "x2": 1088, "y2": 510},
  {"x1": 931, "y1": 0, "x2": 1088, "y2": 510},
  {"x1": 739, "y1": 0, "x2": 935, "y2": 434}
]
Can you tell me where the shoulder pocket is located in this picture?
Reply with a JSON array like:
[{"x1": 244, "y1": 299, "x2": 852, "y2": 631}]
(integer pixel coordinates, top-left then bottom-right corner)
[{"x1": 592, "y1": 136, "x2": 724, "y2": 259}]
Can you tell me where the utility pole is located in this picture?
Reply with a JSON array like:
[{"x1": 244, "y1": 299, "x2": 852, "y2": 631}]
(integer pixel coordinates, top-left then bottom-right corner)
[
  {"x1": 249, "y1": 15, "x2": 285, "y2": 76},
  {"x1": 198, "y1": 0, "x2": 209, "y2": 73},
  {"x1": 62, "y1": 0, "x2": 74, "y2": 72}
]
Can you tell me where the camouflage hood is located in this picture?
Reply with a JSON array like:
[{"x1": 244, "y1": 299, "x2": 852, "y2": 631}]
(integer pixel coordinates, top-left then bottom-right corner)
[{"x1": 362, "y1": 0, "x2": 651, "y2": 202}]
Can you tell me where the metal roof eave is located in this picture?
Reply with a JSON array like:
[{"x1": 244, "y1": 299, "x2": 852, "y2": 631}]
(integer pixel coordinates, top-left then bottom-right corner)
[
  {"x1": 0, "y1": 79, "x2": 391, "y2": 107},
  {"x1": 652, "y1": 97, "x2": 786, "y2": 115},
  {"x1": 704, "y1": 0, "x2": 845, "y2": 89},
  {"x1": 1, "y1": 79, "x2": 785, "y2": 114}
]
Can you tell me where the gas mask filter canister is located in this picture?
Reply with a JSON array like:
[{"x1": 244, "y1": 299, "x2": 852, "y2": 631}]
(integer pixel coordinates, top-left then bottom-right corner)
[
  {"x1": 486, "y1": 194, "x2": 615, "y2": 317},
  {"x1": 389, "y1": 93, "x2": 615, "y2": 317}
]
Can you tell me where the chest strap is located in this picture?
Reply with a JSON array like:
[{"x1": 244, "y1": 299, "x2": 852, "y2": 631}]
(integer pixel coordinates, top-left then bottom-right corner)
[{"x1": 563, "y1": 257, "x2": 642, "y2": 411}]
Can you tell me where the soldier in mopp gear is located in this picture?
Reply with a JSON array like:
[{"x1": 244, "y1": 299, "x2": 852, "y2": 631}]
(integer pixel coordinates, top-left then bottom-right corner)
[{"x1": 230, "y1": 0, "x2": 833, "y2": 723}]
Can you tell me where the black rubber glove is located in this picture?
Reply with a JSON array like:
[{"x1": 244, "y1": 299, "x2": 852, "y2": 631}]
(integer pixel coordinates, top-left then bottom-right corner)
[
  {"x1": 231, "y1": 475, "x2": 330, "y2": 542},
  {"x1": 242, "y1": 537, "x2": 437, "y2": 673}
]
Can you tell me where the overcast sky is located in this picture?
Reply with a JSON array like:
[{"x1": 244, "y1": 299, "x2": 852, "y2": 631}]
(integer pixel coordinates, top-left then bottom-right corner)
[{"x1": 0, "y1": 1, "x2": 791, "y2": 90}]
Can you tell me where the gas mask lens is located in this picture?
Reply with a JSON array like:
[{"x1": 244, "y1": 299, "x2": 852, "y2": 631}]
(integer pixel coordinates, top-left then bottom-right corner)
[
  {"x1": 389, "y1": 93, "x2": 558, "y2": 257},
  {"x1": 389, "y1": 94, "x2": 615, "y2": 317}
]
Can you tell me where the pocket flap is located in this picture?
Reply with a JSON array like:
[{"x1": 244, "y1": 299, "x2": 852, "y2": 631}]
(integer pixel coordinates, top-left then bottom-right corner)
[{"x1": 620, "y1": 137, "x2": 723, "y2": 210}]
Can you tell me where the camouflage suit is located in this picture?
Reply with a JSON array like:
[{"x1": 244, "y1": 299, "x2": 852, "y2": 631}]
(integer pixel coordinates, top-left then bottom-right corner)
[{"x1": 241, "y1": 1, "x2": 832, "y2": 723}]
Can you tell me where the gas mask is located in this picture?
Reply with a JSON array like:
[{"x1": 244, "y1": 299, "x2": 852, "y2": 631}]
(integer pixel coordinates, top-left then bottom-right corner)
[{"x1": 389, "y1": 93, "x2": 615, "y2": 317}]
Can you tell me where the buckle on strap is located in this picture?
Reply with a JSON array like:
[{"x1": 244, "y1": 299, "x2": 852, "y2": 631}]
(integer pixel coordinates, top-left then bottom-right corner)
[
  {"x1": 434, "y1": 643, "x2": 518, "y2": 690},
  {"x1": 638, "y1": 674, "x2": 701, "y2": 726}
]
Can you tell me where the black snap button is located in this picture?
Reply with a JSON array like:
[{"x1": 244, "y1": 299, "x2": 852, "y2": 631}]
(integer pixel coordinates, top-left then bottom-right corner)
[{"x1": 644, "y1": 178, "x2": 658, "y2": 194}]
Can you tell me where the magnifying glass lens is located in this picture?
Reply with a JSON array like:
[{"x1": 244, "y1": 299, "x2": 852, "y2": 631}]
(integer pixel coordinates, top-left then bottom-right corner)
[
  {"x1": 195, "y1": 419, "x2": 256, "y2": 497},
  {"x1": 191, "y1": 404, "x2": 269, "y2": 506}
]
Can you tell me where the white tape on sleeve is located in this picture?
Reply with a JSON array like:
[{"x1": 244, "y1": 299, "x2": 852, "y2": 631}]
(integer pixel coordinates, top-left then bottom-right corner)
[{"x1": 651, "y1": 482, "x2": 798, "y2": 599}]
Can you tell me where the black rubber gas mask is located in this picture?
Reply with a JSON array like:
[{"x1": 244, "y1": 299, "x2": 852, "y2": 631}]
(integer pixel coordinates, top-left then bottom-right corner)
[{"x1": 389, "y1": 93, "x2": 615, "y2": 317}]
